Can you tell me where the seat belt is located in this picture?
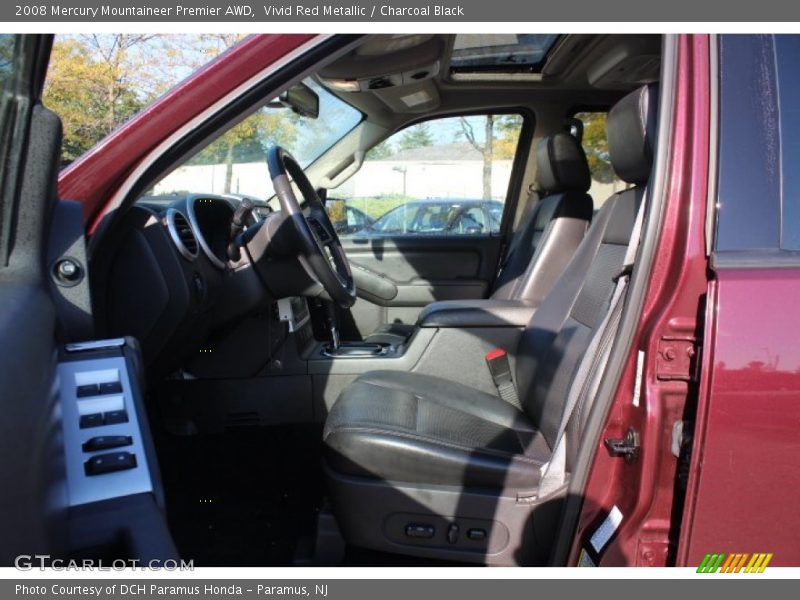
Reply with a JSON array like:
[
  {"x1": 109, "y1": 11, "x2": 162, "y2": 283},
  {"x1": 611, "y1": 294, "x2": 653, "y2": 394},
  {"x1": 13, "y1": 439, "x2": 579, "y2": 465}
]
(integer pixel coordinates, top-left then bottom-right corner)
[{"x1": 536, "y1": 195, "x2": 646, "y2": 498}]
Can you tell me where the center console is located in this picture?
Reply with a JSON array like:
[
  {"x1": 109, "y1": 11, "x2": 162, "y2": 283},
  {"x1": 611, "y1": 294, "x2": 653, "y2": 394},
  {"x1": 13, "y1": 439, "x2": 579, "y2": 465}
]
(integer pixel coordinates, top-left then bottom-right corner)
[{"x1": 299, "y1": 298, "x2": 538, "y2": 416}]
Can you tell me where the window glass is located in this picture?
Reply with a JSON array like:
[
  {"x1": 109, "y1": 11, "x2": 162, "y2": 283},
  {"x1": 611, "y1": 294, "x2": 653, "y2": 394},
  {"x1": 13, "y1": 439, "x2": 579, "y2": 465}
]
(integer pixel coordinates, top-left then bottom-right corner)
[
  {"x1": 715, "y1": 34, "x2": 800, "y2": 254},
  {"x1": 573, "y1": 111, "x2": 628, "y2": 207},
  {"x1": 330, "y1": 114, "x2": 524, "y2": 236},
  {"x1": 45, "y1": 34, "x2": 249, "y2": 166},
  {"x1": 0, "y1": 35, "x2": 15, "y2": 95},
  {"x1": 451, "y1": 34, "x2": 560, "y2": 72},
  {"x1": 775, "y1": 35, "x2": 800, "y2": 250},
  {"x1": 715, "y1": 35, "x2": 781, "y2": 252},
  {"x1": 144, "y1": 78, "x2": 362, "y2": 201}
]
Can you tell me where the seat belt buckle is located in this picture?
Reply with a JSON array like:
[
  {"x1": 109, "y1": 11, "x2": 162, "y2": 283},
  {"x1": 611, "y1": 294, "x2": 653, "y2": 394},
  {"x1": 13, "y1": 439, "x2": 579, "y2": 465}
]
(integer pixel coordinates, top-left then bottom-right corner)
[{"x1": 485, "y1": 349, "x2": 520, "y2": 406}]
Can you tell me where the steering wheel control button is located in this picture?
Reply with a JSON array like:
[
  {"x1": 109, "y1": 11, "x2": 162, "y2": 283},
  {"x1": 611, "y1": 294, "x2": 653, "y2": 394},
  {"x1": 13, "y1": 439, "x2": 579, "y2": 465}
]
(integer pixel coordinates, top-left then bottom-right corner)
[
  {"x1": 405, "y1": 524, "x2": 435, "y2": 539},
  {"x1": 103, "y1": 410, "x2": 129, "y2": 425},
  {"x1": 82, "y1": 436, "x2": 133, "y2": 453},
  {"x1": 466, "y1": 528, "x2": 487, "y2": 542},
  {"x1": 447, "y1": 523, "x2": 460, "y2": 544},
  {"x1": 98, "y1": 381, "x2": 123, "y2": 395},
  {"x1": 76, "y1": 384, "x2": 100, "y2": 398},
  {"x1": 84, "y1": 451, "x2": 137, "y2": 476},
  {"x1": 79, "y1": 413, "x2": 104, "y2": 429}
]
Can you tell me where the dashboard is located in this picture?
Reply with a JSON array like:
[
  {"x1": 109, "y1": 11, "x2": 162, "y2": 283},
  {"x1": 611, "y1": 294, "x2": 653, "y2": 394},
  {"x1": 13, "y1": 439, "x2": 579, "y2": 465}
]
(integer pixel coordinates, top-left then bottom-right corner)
[{"x1": 97, "y1": 193, "x2": 271, "y2": 375}]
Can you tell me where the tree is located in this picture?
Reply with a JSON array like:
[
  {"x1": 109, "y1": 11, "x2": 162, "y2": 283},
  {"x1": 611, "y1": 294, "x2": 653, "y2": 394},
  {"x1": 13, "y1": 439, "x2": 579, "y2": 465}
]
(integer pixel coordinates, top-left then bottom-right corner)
[
  {"x1": 43, "y1": 34, "x2": 250, "y2": 165},
  {"x1": 493, "y1": 114, "x2": 523, "y2": 159},
  {"x1": 190, "y1": 108, "x2": 299, "y2": 194},
  {"x1": 579, "y1": 112, "x2": 615, "y2": 184},
  {"x1": 366, "y1": 139, "x2": 395, "y2": 159},
  {"x1": 459, "y1": 115, "x2": 495, "y2": 200},
  {"x1": 0, "y1": 36, "x2": 15, "y2": 83},
  {"x1": 44, "y1": 37, "x2": 150, "y2": 162},
  {"x1": 398, "y1": 122, "x2": 433, "y2": 150}
]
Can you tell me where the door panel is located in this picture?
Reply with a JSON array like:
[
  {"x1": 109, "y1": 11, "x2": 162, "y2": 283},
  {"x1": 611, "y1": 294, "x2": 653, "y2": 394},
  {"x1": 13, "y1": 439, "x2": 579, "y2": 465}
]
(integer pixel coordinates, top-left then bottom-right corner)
[
  {"x1": 0, "y1": 35, "x2": 64, "y2": 563},
  {"x1": 328, "y1": 113, "x2": 528, "y2": 339},
  {"x1": 339, "y1": 235, "x2": 501, "y2": 338}
]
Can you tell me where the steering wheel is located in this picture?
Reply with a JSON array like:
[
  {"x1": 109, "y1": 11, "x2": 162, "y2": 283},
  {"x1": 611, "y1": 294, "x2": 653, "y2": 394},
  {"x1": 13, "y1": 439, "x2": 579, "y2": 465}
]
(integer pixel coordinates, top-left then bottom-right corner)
[{"x1": 267, "y1": 146, "x2": 356, "y2": 308}]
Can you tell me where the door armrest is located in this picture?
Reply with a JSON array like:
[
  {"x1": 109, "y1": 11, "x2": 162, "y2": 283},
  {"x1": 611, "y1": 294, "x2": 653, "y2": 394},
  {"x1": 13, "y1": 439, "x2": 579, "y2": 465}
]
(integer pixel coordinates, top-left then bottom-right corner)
[{"x1": 418, "y1": 299, "x2": 537, "y2": 329}]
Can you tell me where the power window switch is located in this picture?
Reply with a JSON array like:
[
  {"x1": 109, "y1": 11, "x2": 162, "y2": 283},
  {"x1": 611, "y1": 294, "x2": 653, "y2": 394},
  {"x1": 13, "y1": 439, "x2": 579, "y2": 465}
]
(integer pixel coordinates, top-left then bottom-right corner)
[
  {"x1": 98, "y1": 381, "x2": 122, "y2": 395},
  {"x1": 103, "y1": 410, "x2": 128, "y2": 424},
  {"x1": 82, "y1": 435, "x2": 132, "y2": 453},
  {"x1": 79, "y1": 413, "x2": 104, "y2": 429},
  {"x1": 84, "y1": 451, "x2": 137, "y2": 476},
  {"x1": 76, "y1": 384, "x2": 100, "y2": 398}
]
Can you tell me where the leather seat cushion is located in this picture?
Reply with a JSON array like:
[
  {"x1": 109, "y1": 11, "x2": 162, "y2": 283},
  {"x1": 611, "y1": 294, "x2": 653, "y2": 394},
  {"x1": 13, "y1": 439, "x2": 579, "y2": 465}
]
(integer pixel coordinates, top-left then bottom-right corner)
[{"x1": 323, "y1": 370, "x2": 551, "y2": 490}]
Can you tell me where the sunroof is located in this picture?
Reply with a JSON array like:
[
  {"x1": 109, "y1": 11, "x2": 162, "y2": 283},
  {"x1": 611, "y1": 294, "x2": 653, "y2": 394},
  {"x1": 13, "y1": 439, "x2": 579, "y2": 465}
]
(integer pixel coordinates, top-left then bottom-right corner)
[{"x1": 450, "y1": 34, "x2": 561, "y2": 72}]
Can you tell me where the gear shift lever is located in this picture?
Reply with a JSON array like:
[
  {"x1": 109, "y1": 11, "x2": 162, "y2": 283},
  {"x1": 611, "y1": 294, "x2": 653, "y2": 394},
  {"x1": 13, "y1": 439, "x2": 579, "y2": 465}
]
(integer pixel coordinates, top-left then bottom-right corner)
[
  {"x1": 322, "y1": 301, "x2": 341, "y2": 351},
  {"x1": 319, "y1": 301, "x2": 390, "y2": 358}
]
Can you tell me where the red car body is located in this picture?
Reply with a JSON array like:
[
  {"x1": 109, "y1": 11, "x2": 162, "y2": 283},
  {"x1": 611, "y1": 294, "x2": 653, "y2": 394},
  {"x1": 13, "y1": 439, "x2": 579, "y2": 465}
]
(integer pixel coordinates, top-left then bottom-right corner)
[{"x1": 58, "y1": 33, "x2": 800, "y2": 566}]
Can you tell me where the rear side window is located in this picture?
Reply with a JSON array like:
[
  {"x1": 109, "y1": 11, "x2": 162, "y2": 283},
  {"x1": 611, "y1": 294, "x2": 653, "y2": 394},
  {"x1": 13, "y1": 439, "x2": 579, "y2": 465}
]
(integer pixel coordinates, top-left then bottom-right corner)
[
  {"x1": 716, "y1": 34, "x2": 800, "y2": 254},
  {"x1": 573, "y1": 111, "x2": 628, "y2": 207}
]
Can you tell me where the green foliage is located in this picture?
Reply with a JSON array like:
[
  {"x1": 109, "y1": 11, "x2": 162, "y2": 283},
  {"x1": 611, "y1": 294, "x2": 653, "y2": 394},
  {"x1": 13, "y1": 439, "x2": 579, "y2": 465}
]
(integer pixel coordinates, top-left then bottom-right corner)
[
  {"x1": 43, "y1": 34, "x2": 249, "y2": 165},
  {"x1": 44, "y1": 37, "x2": 148, "y2": 163},
  {"x1": 397, "y1": 122, "x2": 433, "y2": 150},
  {"x1": 576, "y1": 112, "x2": 616, "y2": 184},
  {"x1": 493, "y1": 114, "x2": 523, "y2": 159},
  {"x1": 345, "y1": 195, "x2": 413, "y2": 220},
  {"x1": 0, "y1": 35, "x2": 16, "y2": 91},
  {"x1": 366, "y1": 139, "x2": 395, "y2": 159}
]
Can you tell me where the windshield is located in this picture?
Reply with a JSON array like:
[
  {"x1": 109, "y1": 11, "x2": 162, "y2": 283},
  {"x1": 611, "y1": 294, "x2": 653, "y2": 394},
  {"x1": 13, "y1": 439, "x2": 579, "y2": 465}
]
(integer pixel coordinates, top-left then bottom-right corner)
[{"x1": 147, "y1": 78, "x2": 362, "y2": 201}]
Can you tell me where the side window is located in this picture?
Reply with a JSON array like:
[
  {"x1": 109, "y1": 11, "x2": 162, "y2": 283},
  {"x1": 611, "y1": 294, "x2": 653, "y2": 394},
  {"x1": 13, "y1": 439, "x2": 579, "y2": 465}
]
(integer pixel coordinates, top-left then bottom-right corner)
[
  {"x1": 715, "y1": 34, "x2": 800, "y2": 254},
  {"x1": 573, "y1": 111, "x2": 628, "y2": 206},
  {"x1": 330, "y1": 114, "x2": 524, "y2": 236}
]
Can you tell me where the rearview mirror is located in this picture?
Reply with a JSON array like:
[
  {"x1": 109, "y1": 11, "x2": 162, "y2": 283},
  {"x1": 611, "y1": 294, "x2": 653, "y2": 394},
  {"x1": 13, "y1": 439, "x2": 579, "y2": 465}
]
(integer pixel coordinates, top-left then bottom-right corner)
[{"x1": 272, "y1": 83, "x2": 319, "y2": 119}]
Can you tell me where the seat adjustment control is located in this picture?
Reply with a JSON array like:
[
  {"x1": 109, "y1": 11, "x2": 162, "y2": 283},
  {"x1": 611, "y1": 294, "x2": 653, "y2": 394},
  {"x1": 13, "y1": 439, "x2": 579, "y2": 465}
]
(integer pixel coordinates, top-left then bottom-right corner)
[
  {"x1": 447, "y1": 523, "x2": 460, "y2": 544},
  {"x1": 405, "y1": 524, "x2": 435, "y2": 539},
  {"x1": 84, "y1": 451, "x2": 137, "y2": 476},
  {"x1": 82, "y1": 435, "x2": 132, "y2": 453}
]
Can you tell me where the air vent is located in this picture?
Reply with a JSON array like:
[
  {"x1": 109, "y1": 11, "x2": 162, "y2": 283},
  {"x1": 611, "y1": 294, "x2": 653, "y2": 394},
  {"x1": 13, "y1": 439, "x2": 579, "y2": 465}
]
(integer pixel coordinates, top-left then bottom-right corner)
[{"x1": 166, "y1": 208, "x2": 199, "y2": 261}]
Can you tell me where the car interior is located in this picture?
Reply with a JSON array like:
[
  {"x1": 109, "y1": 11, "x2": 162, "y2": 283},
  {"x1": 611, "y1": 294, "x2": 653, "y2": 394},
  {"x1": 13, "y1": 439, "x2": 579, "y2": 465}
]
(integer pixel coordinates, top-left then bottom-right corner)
[{"x1": 33, "y1": 34, "x2": 667, "y2": 567}]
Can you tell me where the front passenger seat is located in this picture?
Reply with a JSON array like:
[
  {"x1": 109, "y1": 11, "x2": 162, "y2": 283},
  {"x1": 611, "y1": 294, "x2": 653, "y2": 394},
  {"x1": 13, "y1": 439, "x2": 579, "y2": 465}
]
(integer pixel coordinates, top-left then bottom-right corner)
[
  {"x1": 365, "y1": 132, "x2": 594, "y2": 345},
  {"x1": 322, "y1": 83, "x2": 658, "y2": 565}
]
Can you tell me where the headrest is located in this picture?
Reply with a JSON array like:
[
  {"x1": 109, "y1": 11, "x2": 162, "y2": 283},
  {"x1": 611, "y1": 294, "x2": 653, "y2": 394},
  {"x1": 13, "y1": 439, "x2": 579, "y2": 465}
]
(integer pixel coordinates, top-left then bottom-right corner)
[
  {"x1": 608, "y1": 83, "x2": 659, "y2": 185},
  {"x1": 535, "y1": 132, "x2": 591, "y2": 194}
]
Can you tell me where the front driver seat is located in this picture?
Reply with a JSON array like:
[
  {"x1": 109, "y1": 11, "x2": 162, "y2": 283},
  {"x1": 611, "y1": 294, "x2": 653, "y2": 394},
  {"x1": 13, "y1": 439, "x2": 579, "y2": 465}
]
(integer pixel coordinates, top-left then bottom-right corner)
[
  {"x1": 323, "y1": 84, "x2": 658, "y2": 565},
  {"x1": 364, "y1": 132, "x2": 594, "y2": 345}
]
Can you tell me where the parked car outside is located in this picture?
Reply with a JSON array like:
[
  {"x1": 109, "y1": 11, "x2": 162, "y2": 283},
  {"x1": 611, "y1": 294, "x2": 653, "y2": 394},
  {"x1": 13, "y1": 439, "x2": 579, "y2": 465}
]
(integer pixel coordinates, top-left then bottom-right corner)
[
  {"x1": 367, "y1": 198, "x2": 503, "y2": 235},
  {"x1": 325, "y1": 199, "x2": 375, "y2": 235}
]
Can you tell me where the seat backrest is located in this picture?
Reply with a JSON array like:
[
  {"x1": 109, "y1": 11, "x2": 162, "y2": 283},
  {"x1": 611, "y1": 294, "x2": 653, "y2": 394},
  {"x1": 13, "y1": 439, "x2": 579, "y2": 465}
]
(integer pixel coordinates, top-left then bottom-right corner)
[
  {"x1": 514, "y1": 84, "x2": 659, "y2": 457},
  {"x1": 492, "y1": 133, "x2": 594, "y2": 304}
]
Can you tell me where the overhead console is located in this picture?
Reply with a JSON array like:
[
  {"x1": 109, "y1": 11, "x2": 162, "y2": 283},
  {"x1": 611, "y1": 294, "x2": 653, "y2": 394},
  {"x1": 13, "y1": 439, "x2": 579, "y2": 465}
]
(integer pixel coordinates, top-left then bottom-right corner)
[{"x1": 318, "y1": 35, "x2": 443, "y2": 113}]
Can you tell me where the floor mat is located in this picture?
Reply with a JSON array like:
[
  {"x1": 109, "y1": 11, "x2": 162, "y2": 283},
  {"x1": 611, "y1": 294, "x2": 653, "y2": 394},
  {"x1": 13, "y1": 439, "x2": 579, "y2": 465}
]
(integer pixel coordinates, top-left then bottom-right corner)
[{"x1": 154, "y1": 425, "x2": 324, "y2": 566}]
